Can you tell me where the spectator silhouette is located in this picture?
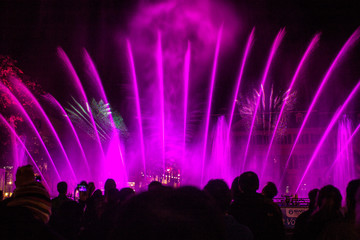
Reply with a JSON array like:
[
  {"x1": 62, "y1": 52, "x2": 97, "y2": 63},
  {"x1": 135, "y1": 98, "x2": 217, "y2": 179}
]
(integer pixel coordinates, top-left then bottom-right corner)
[
  {"x1": 305, "y1": 185, "x2": 345, "y2": 239},
  {"x1": 345, "y1": 179, "x2": 360, "y2": 224},
  {"x1": 112, "y1": 186, "x2": 225, "y2": 240},
  {"x1": 262, "y1": 182, "x2": 278, "y2": 200},
  {"x1": 80, "y1": 189, "x2": 104, "y2": 240},
  {"x1": 229, "y1": 172, "x2": 284, "y2": 240},
  {"x1": 261, "y1": 182, "x2": 283, "y2": 232},
  {"x1": 51, "y1": 181, "x2": 73, "y2": 216},
  {"x1": 293, "y1": 188, "x2": 319, "y2": 240},
  {"x1": 148, "y1": 180, "x2": 163, "y2": 192},
  {"x1": 204, "y1": 179, "x2": 253, "y2": 240},
  {"x1": 104, "y1": 178, "x2": 116, "y2": 202}
]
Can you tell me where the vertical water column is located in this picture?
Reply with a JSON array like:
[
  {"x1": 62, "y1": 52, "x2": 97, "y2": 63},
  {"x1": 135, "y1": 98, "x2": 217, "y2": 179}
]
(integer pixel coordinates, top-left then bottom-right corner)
[
  {"x1": 156, "y1": 31, "x2": 166, "y2": 172},
  {"x1": 127, "y1": 40, "x2": 147, "y2": 176},
  {"x1": 226, "y1": 28, "x2": 255, "y2": 162},
  {"x1": 334, "y1": 117, "x2": 355, "y2": 197},
  {"x1": 208, "y1": 116, "x2": 231, "y2": 184},
  {"x1": 183, "y1": 42, "x2": 191, "y2": 170}
]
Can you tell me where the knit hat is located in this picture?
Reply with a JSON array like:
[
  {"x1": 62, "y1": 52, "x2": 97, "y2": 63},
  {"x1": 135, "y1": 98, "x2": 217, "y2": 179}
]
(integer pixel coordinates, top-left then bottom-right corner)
[
  {"x1": 8, "y1": 165, "x2": 51, "y2": 223},
  {"x1": 7, "y1": 181, "x2": 52, "y2": 223}
]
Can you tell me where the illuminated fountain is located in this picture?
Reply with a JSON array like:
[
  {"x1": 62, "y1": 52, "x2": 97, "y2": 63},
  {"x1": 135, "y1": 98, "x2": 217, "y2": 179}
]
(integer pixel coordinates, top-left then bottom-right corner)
[{"x1": 0, "y1": 1, "x2": 360, "y2": 197}]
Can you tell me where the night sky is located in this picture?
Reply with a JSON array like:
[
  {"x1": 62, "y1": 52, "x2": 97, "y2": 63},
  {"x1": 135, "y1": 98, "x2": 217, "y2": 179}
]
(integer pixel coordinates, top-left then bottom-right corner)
[{"x1": 1, "y1": 0, "x2": 360, "y2": 115}]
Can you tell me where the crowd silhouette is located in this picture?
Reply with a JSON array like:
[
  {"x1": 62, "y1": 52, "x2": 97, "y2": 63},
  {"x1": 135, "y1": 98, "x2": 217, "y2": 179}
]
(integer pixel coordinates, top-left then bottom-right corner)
[{"x1": 1, "y1": 164, "x2": 360, "y2": 240}]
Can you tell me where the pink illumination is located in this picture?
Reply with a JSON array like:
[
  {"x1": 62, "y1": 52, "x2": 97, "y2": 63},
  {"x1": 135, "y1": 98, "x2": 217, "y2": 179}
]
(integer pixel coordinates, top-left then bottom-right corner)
[
  {"x1": 43, "y1": 94, "x2": 91, "y2": 178},
  {"x1": 262, "y1": 33, "x2": 321, "y2": 180},
  {"x1": 0, "y1": 82, "x2": 62, "y2": 182},
  {"x1": 286, "y1": 28, "x2": 360, "y2": 172},
  {"x1": 12, "y1": 78, "x2": 78, "y2": 184},
  {"x1": 242, "y1": 29, "x2": 286, "y2": 172},
  {"x1": 226, "y1": 28, "x2": 255, "y2": 146},
  {"x1": 0, "y1": 114, "x2": 51, "y2": 190},
  {"x1": 156, "y1": 31, "x2": 166, "y2": 172},
  {"x1": 201, "y1": 25, "x2": 223, "y2": 186},
  {"x1": 127, "y1": 40, "x2": 147, "y2": 174},
  {"x1": 296, "y1": 78, "x2": 360, "y2": 193}
]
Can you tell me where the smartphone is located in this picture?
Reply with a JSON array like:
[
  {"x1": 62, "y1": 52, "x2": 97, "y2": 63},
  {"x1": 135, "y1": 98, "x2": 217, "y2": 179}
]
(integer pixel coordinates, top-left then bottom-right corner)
[{"x1": 78, "y1": 184, "x2": 87, "y2": 192}]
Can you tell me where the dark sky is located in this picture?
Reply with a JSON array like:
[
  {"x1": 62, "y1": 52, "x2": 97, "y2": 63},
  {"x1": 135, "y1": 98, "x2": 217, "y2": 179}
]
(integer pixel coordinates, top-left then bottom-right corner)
[{"x1": 1, "y1": 0, "x2": 360, "y2": 115}]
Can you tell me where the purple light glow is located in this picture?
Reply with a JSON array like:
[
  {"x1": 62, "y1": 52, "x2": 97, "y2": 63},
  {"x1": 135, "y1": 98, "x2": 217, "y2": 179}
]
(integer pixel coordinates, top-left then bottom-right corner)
[
  {"x1": 286, "y1": 28, "x2": 360, "y2": 173},
  {"x1": 242, "y1": 29, "x2": 285, "y2": 172},
  {"x1": 296, "y1": 78, "x2": 360, "y2": 193},
  {"x1": 127, "y1": 40, "x2": 147, "y2": 174},
  {"x1": 200, "y1": 25, "x2": 223, "y2": 186},
  {"x1": 0, "y1": 114, "x2": 51, "y2": 190},
  {"x1": 0, "y1": 82, "x2": 62, "y2": 182},
  {"x1": 262, "y1": 33, "x2": 320, "y2": 180}
]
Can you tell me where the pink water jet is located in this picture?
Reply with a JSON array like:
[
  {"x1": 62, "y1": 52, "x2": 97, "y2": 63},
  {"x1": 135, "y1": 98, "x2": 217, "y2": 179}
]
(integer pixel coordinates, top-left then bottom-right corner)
[
  {"x1": 0, "y1": 82, "x2": 62, "y2": 182},
  {"x1": 327, "y1": 121, "x2": 360, "y2": 174},
  {"x1": 183, "y1": 42, "x2": 191, "y2": 169},
  {"x1": 57, "y1": 47, "x2": 107, "y2": 182},
  {"x1": 286, "y1": 28, "x2": 360, "y2": 175},
  {"x1": 156, "y1": 31, "x2": 166, "y2": 172},
  {"x1": 12, "y1": 78, "x2": 78, "y2": 184},
  {"x1": 43, "y1": 94, "x2": 91, "y2": 178},
  {"x1": 226, "y1": 28, "x2": 255, "y2": 149},
  {"x1": 242, "y1": 28, "x2": 286, "y2": 172},
  {"x1": 127, "y1": 40, "x2": 147, "y2": 175},
  {"x1": 262, "y1": 33, "x2": 321, "y2": 181},
  {"x1": 0, "y1": 114, "x2": 50, "y2": 190},
  {"x1": 200, "y1": 25, "x2": 223, "y2": 186},
  {"x1": 83, "y1": 49, "x2": 128, "y2": 186},
  {"x1": 333, "y1": 117, "x2": 356, "y2": 197},
  {"x1": 207, "y1": 116, "x2": 232, "y2": 184},
  {"x1": 296, "y1": 78, "x2": 360, "y2": 193}
]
